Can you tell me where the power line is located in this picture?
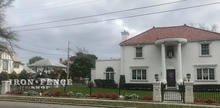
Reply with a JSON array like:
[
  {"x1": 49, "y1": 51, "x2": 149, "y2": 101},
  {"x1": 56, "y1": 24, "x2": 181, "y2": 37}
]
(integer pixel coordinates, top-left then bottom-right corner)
[
  {"x1": 12, "y1": 0, "x2": 100, "y2": 13},
  {"x1": 14, "y1": 2, "x2": 220, "y2": 32},
  {"x1": 14, "y1": 45, "x2": 66, "y2": 56},
  {"x1": 12, "y1": 0, "x2": 187, "y2": 28}
]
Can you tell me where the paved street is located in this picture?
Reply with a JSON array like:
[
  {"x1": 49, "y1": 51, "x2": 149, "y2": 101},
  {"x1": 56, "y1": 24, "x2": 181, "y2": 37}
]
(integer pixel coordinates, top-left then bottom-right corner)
[{"x1": 0, "y1": 101, "x2": 104, "y2": 108}]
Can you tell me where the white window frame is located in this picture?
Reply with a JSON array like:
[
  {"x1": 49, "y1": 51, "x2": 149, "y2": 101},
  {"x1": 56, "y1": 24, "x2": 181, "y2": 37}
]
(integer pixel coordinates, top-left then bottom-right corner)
[
  {"x1": 199, "y1": 41, "x2": 211, "y2": 57},
  {"x1": 135, "y1": 46, "x2": 143, "y2": 58},
  {"x1": 130, "y1": 66, "x2": 148, "y2": 81},
  {"x1": 2, "y1": 59, "x2": 8, "y2": 71},
  {"x1": 194, "y1": 64, "x2": 216, "y2": 81},
  {"x1": 104, "y1": 67, "x2": 115, "y2": 80}
]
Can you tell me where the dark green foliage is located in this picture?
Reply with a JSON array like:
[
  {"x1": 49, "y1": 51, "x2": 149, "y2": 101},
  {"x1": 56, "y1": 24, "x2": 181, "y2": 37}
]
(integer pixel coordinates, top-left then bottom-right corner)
[
  {"x1": 9, "y1": 71, "x2": 18, "y2": 79},
  {"x1": 94, "y1": 79, "x2": 117, "y2": 88},
  {"x1": 28, "y1": 56, "x2": 43, "y2": 64},
  {"x1": 70, "y1": 52, "x2": 97, "y2": 79},
  {"x1": 18, "y1": 70, "x2": 29, "y2": 79},
  {"x1": 0, "y1": 71, "x2": 9, "y2": 82},
  {"x1": 125, "y1": 83, "x2": 153, "y2": 90}
]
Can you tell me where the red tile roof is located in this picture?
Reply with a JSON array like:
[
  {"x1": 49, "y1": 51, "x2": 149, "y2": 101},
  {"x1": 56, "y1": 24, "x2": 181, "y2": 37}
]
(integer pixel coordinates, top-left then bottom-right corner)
[{"x1": 121, "y1": 25, "x2": 220, "y2": 45}]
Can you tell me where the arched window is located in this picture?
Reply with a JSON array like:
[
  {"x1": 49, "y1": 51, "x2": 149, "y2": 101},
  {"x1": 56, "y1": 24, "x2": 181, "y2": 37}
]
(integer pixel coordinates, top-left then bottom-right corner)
[{"x1": 106, "y1": 67, "x2": 114, "y2": 80}]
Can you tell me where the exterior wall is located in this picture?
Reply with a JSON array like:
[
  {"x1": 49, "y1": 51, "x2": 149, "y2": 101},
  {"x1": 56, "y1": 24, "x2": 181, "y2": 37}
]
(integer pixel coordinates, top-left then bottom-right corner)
[
  {"x1": 122, "y1": 45, "x2": 161, "y2": 84},
  {"x1": 92, "y1": 59, "x2": 120, "y2": 84},
  {"x1": 122, "y1": 40, "x2": 220, "y2": 85},
  {"x1": 0, "y1": 52, "x2": 14, "y2": 74},
  {"x1": 93, "y1": 40, "x2": 220, "y2": 85},
  {"x1": 13, "y1": 64, "x2": 24, "y2": 74},
  {"x1": 182, "y1": 41, "x2": 220, "y2": 85},
  {"x1": 0, "y1": 51, "x2": 23, "y2": 74}
]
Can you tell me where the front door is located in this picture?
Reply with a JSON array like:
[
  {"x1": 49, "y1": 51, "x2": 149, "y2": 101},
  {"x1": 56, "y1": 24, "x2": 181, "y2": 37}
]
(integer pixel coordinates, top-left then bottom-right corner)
[{"x1": 166, "y1": 69, "x2": 176, "y2": 87}]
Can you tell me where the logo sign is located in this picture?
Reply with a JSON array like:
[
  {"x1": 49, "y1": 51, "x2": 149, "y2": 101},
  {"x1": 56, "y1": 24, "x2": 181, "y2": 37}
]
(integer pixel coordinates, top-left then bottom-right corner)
[{"x1": 9, "y1": 79, "x2": 72, "y2": 86}]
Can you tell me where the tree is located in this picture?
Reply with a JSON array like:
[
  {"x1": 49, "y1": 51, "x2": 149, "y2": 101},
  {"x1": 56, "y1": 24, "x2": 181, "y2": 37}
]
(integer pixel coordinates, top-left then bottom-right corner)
[
  {"x1": 188, "y1": 23, "x2": 218, "y2": 32},
  {"x1": 0, "y1": 0, "x2": 16, "y2": 40},
  {"x1": 0, "y1": 71, "x2": 9, "y2": 82},
  {"x1": 28, "y1": 56, "x2": 43, "y2": 64},
  {"x1": 70, "y1": 52, "x2": 97, "y2": 80},
  {"x1": 9, "y1": 71, "x2": 18, "y2": 79},
  {"x1": 18, "y1": 70, "x2": 29, "y2": 79}
]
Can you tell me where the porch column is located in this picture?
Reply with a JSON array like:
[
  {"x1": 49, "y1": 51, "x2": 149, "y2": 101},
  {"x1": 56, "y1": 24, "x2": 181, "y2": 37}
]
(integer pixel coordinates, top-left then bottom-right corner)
[
  {"x1": 161, "y1": 43, "x2": 166, "y2": 83},
  {"x1": 177, "y1": 43, "x2": 183, "y2": 84}
]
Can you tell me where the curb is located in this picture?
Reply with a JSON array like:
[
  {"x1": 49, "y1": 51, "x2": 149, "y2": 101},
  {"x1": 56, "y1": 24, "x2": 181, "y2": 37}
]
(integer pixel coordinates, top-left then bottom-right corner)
[{"x1": 0, "y1": 95, "x2": 219, "y2": 108}]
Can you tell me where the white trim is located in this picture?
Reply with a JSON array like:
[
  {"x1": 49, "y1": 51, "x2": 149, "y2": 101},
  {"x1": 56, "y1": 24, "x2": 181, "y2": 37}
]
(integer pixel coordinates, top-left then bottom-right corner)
[
  {"x1": 199, "y1": 42, "x2": 212, "y2": 57},
  {"x1": 130, "y1": 66, "x2": 148, "y2": 81},
  {"x1": 194, "y1": 65, "x2": 216, "y2": 81},
  {"x1": 155, "y1": 38, "x2": 187, "y2": 45}
]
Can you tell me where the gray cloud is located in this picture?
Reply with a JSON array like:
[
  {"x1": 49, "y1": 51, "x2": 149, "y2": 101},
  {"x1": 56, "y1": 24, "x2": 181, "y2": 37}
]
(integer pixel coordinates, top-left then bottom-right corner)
[{"x1": 4, "y1": 0, "x2": 220, "y2": 63}]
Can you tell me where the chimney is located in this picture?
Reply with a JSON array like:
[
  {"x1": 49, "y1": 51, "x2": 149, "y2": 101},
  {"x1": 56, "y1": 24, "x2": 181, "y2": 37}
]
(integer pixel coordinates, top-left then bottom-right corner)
[{"x1": 121, "y1": 30, "x2": 129, "y2": 41}]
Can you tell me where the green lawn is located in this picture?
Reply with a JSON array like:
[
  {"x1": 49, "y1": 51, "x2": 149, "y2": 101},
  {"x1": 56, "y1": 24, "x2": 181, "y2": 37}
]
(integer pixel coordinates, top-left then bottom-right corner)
[{"x1": 46, "y1": 85, "x2": 152, "y2": 99}]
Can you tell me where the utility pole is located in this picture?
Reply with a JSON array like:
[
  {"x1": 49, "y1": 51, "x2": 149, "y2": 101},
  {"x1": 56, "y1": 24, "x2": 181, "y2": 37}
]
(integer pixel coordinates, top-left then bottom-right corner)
[
  {"x1": 64, "y1": 40, "x2": 70, "y2": 91},
  {"x1": 67, "y1": 40, "x2": 70, "y2": 79}
]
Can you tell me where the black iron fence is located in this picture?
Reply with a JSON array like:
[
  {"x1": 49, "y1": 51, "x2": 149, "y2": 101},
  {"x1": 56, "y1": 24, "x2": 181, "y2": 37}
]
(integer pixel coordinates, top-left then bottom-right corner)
[{"x1": 194, "y1": 85, "x2": 220, "y2": 104}]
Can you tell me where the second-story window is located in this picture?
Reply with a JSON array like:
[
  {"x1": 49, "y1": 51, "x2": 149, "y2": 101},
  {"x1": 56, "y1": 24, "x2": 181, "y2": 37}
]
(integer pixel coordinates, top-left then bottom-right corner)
[
  {"x1": 201, "y1": 43, "x2": 210, "y2": 56},
  {"x1": 136, "y1": 47, "x2": 143, "y2": 58},
  {"x1": 3, "y1": 60, "x2": 8, "y2": 71},
  {"x1": 167, "y1": 46, "x2": 174, "y2": 58}
]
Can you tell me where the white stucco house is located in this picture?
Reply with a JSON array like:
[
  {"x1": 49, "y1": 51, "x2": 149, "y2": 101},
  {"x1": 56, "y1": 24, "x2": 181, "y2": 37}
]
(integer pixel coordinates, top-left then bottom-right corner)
[
  {"x1": 0, "y1": 42, "x2": 25, "y2": 74},
  {"x1": 91, "y1": 25, "x2": 220, "y2": 88}
]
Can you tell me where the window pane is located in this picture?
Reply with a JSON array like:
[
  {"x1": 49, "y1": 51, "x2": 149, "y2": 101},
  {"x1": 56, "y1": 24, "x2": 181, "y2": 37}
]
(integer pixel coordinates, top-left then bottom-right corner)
[
  {"x1": 137, "y1": 70, "x2": 141, "y2": 80},
  {"x1": 132, "y1": 70, "x2": 136, "y2": 80},
  {"x1": 167, "y1": 46, "x2": 174, "y2": 58},
  {"x1": 197, "y1": 69, "x2": 202, "y2": 80},
  {"x1": 136, "y1": 47, "x2": 143, "y2": 57},
  {"x1": 110, "y1": 73, "x2": 114, "y2": 80},
  {"x1": 142, "y1": 70, "x2": 146, "y2": 80},
  {"x1": 3, "y1": 60, "x2": 8, "y2": 71},
  {"x1": 106, "y1": 73, "x2": 109, "y2": 80},
  {"x1": 209, "y1": 68, "x2": 215, "y2": 80},
  {"x1": 201, "y1": 44, "x2": 209, "y2": 55},
  {"x1": 203, "y1": 68, "x2": 208, "y2": 80}
]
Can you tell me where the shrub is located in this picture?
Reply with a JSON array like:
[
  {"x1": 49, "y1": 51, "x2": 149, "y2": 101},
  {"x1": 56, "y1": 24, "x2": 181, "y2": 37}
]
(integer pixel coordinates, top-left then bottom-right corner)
[
  {"x1": 97, "y1": 92, "x2": 104, "y2": 98},
  {"x1": 43, "y1": 90, "x2": 63, "y2": 97},
  {"x1": 194, "y1": 98, "x2": 205, "y2": 103},
  {"x1": 90, "y1": 93, "x2": 97, "y2": 97},
  {"x1": 143, "y1": 96, "x2": 153, "y2": 101},
  {"x1": 105, "y1": 93, "x2": 112, "y2": 98},
  {"x1": 8, "y1": 90, "x2": 23, "y2": 95},
  {"x1": 85, "y1": 94, "x2": 90, "y2": 97},
  {"x1": 75, "y1": 92, "x2": 83, "y2": 98},
  {"x1": 111, "y1": 93, "x2": 119, "y2": 100},
  {"x1": 130, "y1": 94, "x2": 139, "y2": 100},
  {"x1": 206, "y1": 98, "x2": 215, "y2": 104},
  {"x1": 63, "y1": 91, "x2": 68, "y2": 97},
  {"x1": 124, "y1": 95, "x2": 131, "y2": 100},
  {"x1": 67, "y1": 91, "x2": 75, "y2": 97},
  {"x1": 94, "y1": 79, "x2": 117, "y2": 88},
  {"x1": 27, "y1": 90, "x2": 38, "y2": 96}
]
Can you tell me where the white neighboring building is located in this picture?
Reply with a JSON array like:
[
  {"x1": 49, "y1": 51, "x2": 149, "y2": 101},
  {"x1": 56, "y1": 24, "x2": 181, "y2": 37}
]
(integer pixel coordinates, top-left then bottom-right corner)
[
  {"x1": 91, "y1": 25, "x2": 220, "y2": 88},
  {"x1": 0, "y1": 42, "x2": 24, "y2": 74}
]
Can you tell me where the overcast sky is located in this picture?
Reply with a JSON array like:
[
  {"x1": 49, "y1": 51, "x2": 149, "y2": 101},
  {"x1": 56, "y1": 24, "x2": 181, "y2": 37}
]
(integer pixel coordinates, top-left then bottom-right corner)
[{"x1": 4, "y1": 0, "x2": 220, "y2": 63}]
